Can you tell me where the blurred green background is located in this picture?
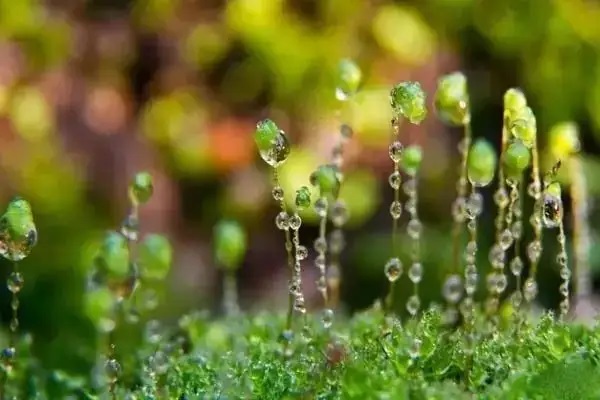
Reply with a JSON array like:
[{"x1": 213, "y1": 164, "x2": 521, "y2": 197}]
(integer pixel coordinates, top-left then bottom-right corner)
[{"x1": 0, "y1": 0, "x2": 599, "y2": 373}]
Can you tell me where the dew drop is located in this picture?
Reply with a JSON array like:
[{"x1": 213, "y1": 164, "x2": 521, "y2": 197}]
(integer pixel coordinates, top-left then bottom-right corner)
[
  {"x1": 510, "y1": 257, "x2": 523, "y2": 276},
  {"x1": 389, "y1": 141, "x2": 404, "y2": 162},
  {"x1": 7, "y1": 271, "x2": 24, "y2": 294},
  {"x1": 499, "y1": 229, "x2": 513, "y2": 250},
  {"x1": 511, "y1": 291, "x2": 523, "y2": 308},
  {"x1": 527, "y1": 240, "x2": 542, "y2": 263},
  {"x1": 314, "y1": 197, "x2": 328, "y2": 218},
  {"x1": 329, "y1": 229, "x2": 345, "y2": 253},
  {"x1": 511, "y1": 221, "x2": 523, "y2": 240},
  {"x1": 388, "y1": 171, "x2": 401, "y2": 190},
  {"x1": 322, "y1": 308, "x2": 334, "y2": 329},
  {"x1": 465, "y1": 192, "x2": 483, "y2": 219},
  {"x1": 145, "y1": 320, "x2": 163, "y2": 345},
  {"x1": 105, "y1": 358, "x2": 121, "y2": 384},
  {"x1": 559, "y1": 266, "x2": 571, "y2": 280},
  {"x1": 556, "y1": 252, "x2": 567, "y2": 265},
  {"x1": 452, "y1": 198, "x2": 466, "y2": 223},
  {"x1": 389, "y1": 201, "x2": 402, "y2": 219},
  {"x1": 384, "y1": 258, "x2": 403, "y2": 282},
  {"x1": 331, "y1": 201, "x2": 349, "y2": 227},
  {"x1": 523, "y1": 278, "x2": 538, "y2": 302},
  {"x1": 408, "y1": 262, "x2": 423, "y2": 283},
  {"x1": 407, "y1": 219, "x2": 422, "y2": 239},
  {"x1": 314, "y1": 238, "x2": 327, "y2": 254},
  {"x1": 442, "y1": 275, "x2": 463, "y2": 304},
  {"x1": 315, "y1": 254, "x2": 326, "y2": 271},
  {"x1": 121, "y1": 214, "x2": 139, "y2": 241},
  {"x1": 289, "y1": 214, "x2": 302, "y2": 230},
  {"x1": 488, "y1": 244, "x2": 504, "y2": 268},
  {"x1": 272, "y1": 186, "x2": 284, "y2": 201},
  {"x1": 275, "y1": 211, "x2": 290, "y2": 230},
  {"x1": 406, "y1": 295, "x2": 420, "y2": 316},
  {"x1": 493, "y1": 188, "x2": 509, "y2": 208},
  {"x1": 408, "y1": 337, "x2": 422, "y2": 359},
  {"x1": 258, "y1": 132, "x2": 291, "y2": 167},
  {"x1": 542, "y1": 193, "x2": 563, "y2": 228},
  {"x1": 296, "y1": 245, "x2": 308, "y2": 260}
]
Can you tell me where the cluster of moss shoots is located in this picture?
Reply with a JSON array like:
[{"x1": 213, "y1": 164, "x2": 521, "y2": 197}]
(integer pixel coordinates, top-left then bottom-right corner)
[{"x1": 0, "y1": 61, "x2": 596, "y2": 398}]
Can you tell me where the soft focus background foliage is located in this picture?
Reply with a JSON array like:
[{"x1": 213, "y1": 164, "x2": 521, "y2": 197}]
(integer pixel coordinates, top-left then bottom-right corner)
[{"x1": 0, "y1": 0, "x2": 599, "y2": 373}]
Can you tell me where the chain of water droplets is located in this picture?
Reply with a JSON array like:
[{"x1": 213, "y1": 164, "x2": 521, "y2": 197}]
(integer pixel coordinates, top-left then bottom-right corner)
[
  {"x1": 509, "y1": 185, "x2": 525, "y2": 315},
  {"x1": 461, "y1": 190, "x2": 481, "y2": 326},
  {"x1": 557, "y1": 219, "x2": 570, "y2": 319},
  {"x1": 384, "y1": 117, "x2": 404, "y2": 310},
  {"x1": 290, "y1": 213, "x2": 307, "y2": 316},
  {"x1": 524, "y1": 146, "x2": 543, "y2": 304},
  {"x1": 404, "y1": 176, "x2": 422, "y2": 317},
  {"x1": 3, "y1": 262, "x2": 23, "y2": 375},
  {"x1": 327, "y1": 124, "x2": 352, "y2": 309},
  {"x1": 271, "y1": 169, "x2": 297, "y2": 330}
]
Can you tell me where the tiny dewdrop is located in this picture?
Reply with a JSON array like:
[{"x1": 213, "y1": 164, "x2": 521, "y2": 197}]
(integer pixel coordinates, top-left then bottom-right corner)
[
  {"x1": 289, "y1": 186, "x2": 312, "y2": 316},
  {"x1": 214, "y1": 220, "x2": 247, "y2": 316},
  {"x1": 0, "y1": 197, "x2": 37, "y2": 373}
]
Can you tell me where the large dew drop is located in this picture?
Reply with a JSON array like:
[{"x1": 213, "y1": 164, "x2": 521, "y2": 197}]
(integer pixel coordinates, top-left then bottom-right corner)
[
  {"x1": 542, "y1": 183, "x2": 563, "y2": 229},
  {"x1": 0, "y1": 197, "x2": 37, "y2": 262}
]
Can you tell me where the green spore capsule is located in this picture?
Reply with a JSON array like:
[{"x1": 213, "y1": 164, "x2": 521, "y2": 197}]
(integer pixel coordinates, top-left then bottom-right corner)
[
  {"x1": 390, "y1": 81, "x2": 427, "y2": 124},
  {"x1": 84, "y1": 286, "x2": 116, "y2": 332},
  {"x1": 95, "y1": 231, "x2": 130, "y2": 279},
  {"x1": 467, "y1": 139, "x2": 497, "y2": 187},
  {"x1": 503, "y1": 88, "x2": 527, "y2": 115},
  {"x1": 400, "y1": 145, "x2": 423, "y2": 176},
  {"x1": 295, "y1": 186, "x2": 312, "y2": 211},
  {"x1": 0, "y1": 197, "x2": 37, "y2": 261},
  {"x1": 549, "y1": 121, "x2": 580, "y2": 159},
  {"x1": 139, "y1": 234, "x2": 172, "y2": 280},
  {"x1": 508, "y1": 106, "x2": 536, "y2": 148},
  {"x1": 336, "y1": 59, "x2": 362, "y2": 101},
  {"x1": 310, "y1": 165, "x2": 340, "y2": 196},
  {"x1": 503, "y1": 140, "x2": 531, "y2": 180},
  {"x1": 214, "y1": 220, "x2": 247, "y2": 271},
  {"x1": 254, "y1": 119, "x2": 290, "y2": 168},
  {"x1": 129, "y1": 172, "x2": 154, "y2": 205},
  {"x1": 434, "y1": 72, "x2": 470, "y2": 126},
  {"x1": 542, "y1": 182, "x2": 563, "y2": 229}
]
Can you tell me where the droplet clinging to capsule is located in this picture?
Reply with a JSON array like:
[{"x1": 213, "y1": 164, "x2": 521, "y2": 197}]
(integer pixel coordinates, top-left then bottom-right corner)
[
  {"x1": 542, "y1": 182, "x2": 563, "y2": 229},
  {"x1": 390, "y1": 81, "x2": 427, "y2": 125}
]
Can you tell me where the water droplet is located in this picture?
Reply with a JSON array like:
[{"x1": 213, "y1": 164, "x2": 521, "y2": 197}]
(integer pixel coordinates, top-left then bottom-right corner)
[
  {"x1": 527, "y1": 240, "x2": 542, "y2": 263},
  {"x1": 408, "y1": 262, "x2": 423, "y2": 283},
  {"x1": 408, "y1": 337, "x2": 422, "y2": 359},
  {"x1": 499, "y1": 229, "x2": 513, "y2": 250},
  {"x1": 315, "y1": 254, "x2": 326, "y2": 270},
  {"x1": 559, "y1": 282, "x2": 569, "y2": 297},
  {"x1": 527, "y1": 181, "x2": 540, "y2": 198},
  {"x1": 150, "y1": 351, "x2": 169, "y2": 375},
  {"x1": 289, "y1": 214, "x2": 302, "y2": 230},
  {"x1": 406, "y1": 295, "x2": 420, "y2": 316},
  {"x1": 145, "y1": 320, "x2": 162, "y2": 345},
  {"x1": 275, "y1": 211, "x2": 290, "y2": 230},
  {"x1": 1, "y1": 347, "x2": 15, "y2": 365},
  {"x1": 488, "y1": 244, "x2": 504, "y2": 268},
  {"x1": 143, "y1": 289, "x2": 159, "y2": 311},
  {"x1": 390, "y1": 201, "x2": 402, "y2": 219},
  {"x1": 296, "y1": 245, "x2": 308, "y2": 260},
  {"x1": 465, "y1": 192, "x2": 483, "y2": 219},
  {"x1": 402, "y1": 179, "x2": 417, "y2": 196},
  {"x1": 443, "y1": 307, "x2": 459, "y2": 325},
  {"x1": 556, "y1": 252, "x2": 567, "y2": 265},
  {"x1": 388, "y1": 171, "x2": 401, "y2": 190},
  {"x1": 7, "y1": 271, "x2": 23, "y2": 294},
  {"x1": 494, "y1": 188, "x2": 509, "y2": 208},
  {"x1": 495, "y1": 274, "x2": 508, "y2": 293},
  {"x1": 384, "y1": 258, "x2": 403, "y2": 282},
  {"x1": 407, "y1": 219, "x2": 422, "y2": 239},
  {"x1": 542, "y1": 192, "x2": 563, "y2": 228},
  {"x1": 258, "y1": 131, "x2": 291, "y2": 167},
  {"x1": 560, "y1": 266, "x2": 571, "y2": 280},
  {"x1": 560, "y1": 299, "x2": 569, "y2": 316},
  {"x1": 523, "y1": 278, "x2": 538, "y2": 301},
  {"x1": 121, "y1": 214, "x2": 139, "y2": 241},
  {"x1": 105, "y1": 358, "x2": 121, "y2": 384},
  {"x1": 452, "y1": 198, "x2": 466, "y2": 223},
  {"x1": 465, "y1": 272, "x2": 478, "y2": 295},
  {"x1": 511, "y1": 291, "x2": 523, "y2": 308},
  {"x1": 329, "y1": 229, "x2": 345, "y2": 253},
  {"x1": 464, "y1": 241, "x2": 477, "y2": 264},
  {"x1": 316, "y1": 276, "x2": 327, "y2": 292},
  {"x1": 314, "y1": 238, "x2": 327, "y2": 254},
  {"x1": 314, "y1": 197, "x2": 328, "y2": 218},
  {"x1": 322, "y1": 308, "x2": 334, "y2": 329},
  {"x1": 340, "y1": 124, "x2": 353, "y2": 139},
  {"x1": 459, "y1": 297, "x2": 474, "y2": 318},
  {"x1": 272, "y1": 186, "x2": 284, "y2": 201},
  {"x1": 510, "y1": 257, "x2": 523, "y2": 276},
  {"x1": 389, "y1": 141, "x2": 404, "y2": 162},
  {"x1": 511, "y1": 221, "x2": 523, "y2": 239},
  {"x1": 443, "y1": 275, "x2": 463, "y2": 304},
  {"x1": 331, "y1": 201, "x2": 349, "y2": 227}
]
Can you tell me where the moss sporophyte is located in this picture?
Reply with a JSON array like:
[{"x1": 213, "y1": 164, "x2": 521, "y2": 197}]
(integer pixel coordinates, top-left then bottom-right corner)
[{"x1": 0, "y1": 64, "x2": 596, "y2": 399}]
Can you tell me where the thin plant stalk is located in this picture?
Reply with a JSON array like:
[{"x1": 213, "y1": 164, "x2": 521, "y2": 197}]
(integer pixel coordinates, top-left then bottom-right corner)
[
  {"x1": 451, "y1": 123, "x2": 472, "y2": 274},
  {"x1": 557, "y1": 222, "x2": 570, "y2": 320},
  {"x1": 524, "y1": 144, "x2": 543, "y2": 303},
  {"x1": 223, "y1": 272, "x2": 239, "y2": 316}
]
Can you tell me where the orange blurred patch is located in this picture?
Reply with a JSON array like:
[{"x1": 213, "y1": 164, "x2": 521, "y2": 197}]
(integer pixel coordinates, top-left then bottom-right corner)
[{"x1": 208, "y1": 119, "x2": 255, "y2": 173}]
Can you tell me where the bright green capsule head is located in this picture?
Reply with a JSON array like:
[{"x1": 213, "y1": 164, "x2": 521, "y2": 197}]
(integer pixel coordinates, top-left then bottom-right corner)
[
  {"x1": 401, "y1": 145, "x2": 423, "y2": 176},
  {"x1": 95, "y1": 231, "x2": 130, "y2": 279},
  {"x1": 546, "y1": 181, "x2": 562, "y2": 198},
  {"x1": 508, "y1": 106, "x2": 536, "y2": 148},
  {"x1": 129, "y1": 172, "x2": 154, "y2": 205},
  {"x1": 295, "y1": 186, "x2": 312, "y2": 211},
  {"x1": 503, "y1": 140, "x2": 531, "y2": 180},
  {"x1": 549, "y1": 121, "x2": 580, "y2": 159},
  {"x1": 139, "y1": 234, "x2": 172, "y2": 280},
  {"x1": 310, "y1": 165, "x2": 340, "y2": 196},
  {"x1": 84, "y1": 286, "x2": 116, "y2": 332},
  {"x1": 503, "y1": 88, "x2": 527, "y2": 116},
  {"x1": 336, "y1": 59, "x2": 362, "y2": 101},
  {"x1": 254, "y1": 119, "x2": 290, "y2": 168},
  {"x1": 467, "y1": 139, "x2": 497, "y2": 187},
  {"x1": 214, "y1": 220, "x2": 247, "y2": 271},
  {"x1": 434, "y1": 72, "x2": 470, "y2": 126},
  {"x1": 0, "y1": 197, "x2": 37, "y2": 261},
  {"x1": 390, "y1": 81, "x2": 427, "y2": 125}
]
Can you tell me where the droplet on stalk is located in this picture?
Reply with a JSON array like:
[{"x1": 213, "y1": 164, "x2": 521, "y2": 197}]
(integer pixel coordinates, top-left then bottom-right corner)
[
  {"x1": 335, "y1": 59, "x2": 362, "y2": 101},
  {"x1": 434, "y1": 72, "x2": 470, "y2": 126},
  {"x1": 254, "y1": 119, "x2": 291, "y2": 167},
  {"x1": 0, "y1": 197, "x2": 37, "y2": 262},
  {"x1": 390, "y1": 82, "x2": 427, "y2": 124},
  {"x1": 129, "y1": 172, "x2": 154, "y2": 205}
]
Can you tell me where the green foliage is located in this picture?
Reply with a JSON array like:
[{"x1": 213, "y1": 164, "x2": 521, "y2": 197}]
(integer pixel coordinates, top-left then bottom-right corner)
[{"x1": 213, "y1": 220, "x2": 247, "y2": 270}]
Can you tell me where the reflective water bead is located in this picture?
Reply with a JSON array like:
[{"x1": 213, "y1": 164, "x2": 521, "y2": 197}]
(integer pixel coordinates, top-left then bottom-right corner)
[
  {"x1": 503, "y1": 140, "x2": 531, "y2": 179},
  {"x1": 559, "y1": 283, "x2": 569, "y2": 297},
  {"x1": 340, "y1": 124, "x2": 353, "y2": 139},
  {"x1": 406, "y1": 295, "x2": 420, "y2": 316},
  {"x1": 389, "y1": 81, "x2": 427, "y2": 125},
  {"x1": 129, "y1": 172, "x2": 154, "y2": 205},
  {"x1": 408, "y1": 262, "x2": 423, "y2": 283},
  {"x1": 322, "y1": 308, "x2": 334, "y2": 329},
  {"x1": 405, "y1": 198, "x2": 417, "y2": 215},
  {"x1": 272, "y1": 186, "x2": 284, "y2": 201},
  {"x1": 488, "y1": 244, "x2": 504, "y2": 269},
  {"x1": 499, "y1": 229, "x2": 513, "y2": 250},
  {"x1": 495, "y1": 274, "x2": 508, "y2": 293},
  {"x1": 314, "y1": 197, "x2": 328, "y2": 218},
  {"x1": 527, "y1": 240, "x2": 542, "y2": 263},
  {"x1": 7, "y1": 271, "x2": 23, "y2": 294},
  {"x1": 407, "y1": 219, "x2": 422, "y2": 239},
  {"x1": 556, "y1": 252, "x2": 567, "y2": 265},
  {"x1": 408, "y1": 337, "x2": 422, "y2": 359},
  {"x1": 542, "y1": 191, "x2": 563, "y2": 229},
  {"x1": 511, "y1": 221, "x2": 523, "y2": 239},
  {"x1": 289, "y1": 214, "x2": 302, "y2": 230},
  {"x1": 315, "y1": 254, "x2": 326, "y2": 271},
  {"x1": 388, "y1": 171, "x2": 401, "y2": 190},
  {"x1": 293, "y1": 296, "x2": 306, "y2": 314},
  {"x1": 105, "y1": 358, "x2": 121, "y2": 383},
  {"x1": 0, "y1": 197, "x2": 37, "y2": 261},
  {"x1": 144, "y1": 320, "x2": 163, "y2": 344},
  {"x1": 384, "y1": 258, "x2": 403, "y2": 282},
  {"x1": 120, "y1": 213, "x2": 139, "y2": 241},
  {"x1": 402, "y1": 179, "x2": 417, "y2": 196},
  {"x1": 510, "y1": 257, "x2": 524, "y2": 276},
  {"x1": 329, "y1": 230, "x2": 345, "y2": 253},
  {"x1": 331, "y1": 201, "x2": 349, "y2": 227},
  {"x1": 254, "y1": 119, "x2": 291, "y2": 167},
  {"x1": 511, "y1": 291, "x2": 523, "y2": 308},
  {"x1": 336, "y1": 59, "x2": 362, "y2": 101},
  {"x1": 465, "y1": 192, "x2": 484, "y2": 219},
  {"x1": 527, "y1": 181, "x2": 541, "y2": 198},
  {"x1": 508, "y1": 107, "x2": 536, "y2": 148},
  {"x1": 464, "y1": 241, "x2": 477, "y2": 264},
  {"x1": 314, "y1": 238, "x2": 327, "y2": 253},
  {"x1": 138, "y1": 234, "x2": 172, "y2": 280},
  {"x1": 560, "y1": 266, "x2": 571, "y2": 280},
  {"x1": 442, "y1": 275, "x2": 463, "y2": 304},
  {"x1": 390, "y1": 201, "x2": 402, "y2": 219},
  {"x1": 389, "y1": 141, "x2": 404, "y2": 162},
  {"x1": 296, "y1": 245, "x2": 308, "y2": 260},
  {"x1": 452, "y1": 198, "x2": 466, "y2": 222},
  {"x1": 275, "y1": 211, "x2": 290, "y2": 230},
  {"x1": 559, "y1": 299, "x2": 569, "y2": 316},
  {"x1": 523, "y1": 278, "x2": 538, "y2": 301}
]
